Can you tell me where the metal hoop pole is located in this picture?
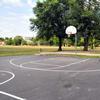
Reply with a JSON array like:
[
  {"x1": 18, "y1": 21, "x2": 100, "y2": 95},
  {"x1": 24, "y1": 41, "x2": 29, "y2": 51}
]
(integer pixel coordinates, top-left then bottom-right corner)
[{"x1": 75, "y1": 33, "x2": 77, "y2": 53}]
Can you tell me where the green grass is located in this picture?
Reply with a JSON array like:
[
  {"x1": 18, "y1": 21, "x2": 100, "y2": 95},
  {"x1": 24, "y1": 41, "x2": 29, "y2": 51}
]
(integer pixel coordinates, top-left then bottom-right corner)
[
  {"x1": 0, "y1": 46, "x2": 57, "y2": 56},
  {"x1": 0, "y1": 45, "x2": 100, "y2": 57},
  {"x1": 0, "y1": 46, "x2": 38, "y2": 56}
]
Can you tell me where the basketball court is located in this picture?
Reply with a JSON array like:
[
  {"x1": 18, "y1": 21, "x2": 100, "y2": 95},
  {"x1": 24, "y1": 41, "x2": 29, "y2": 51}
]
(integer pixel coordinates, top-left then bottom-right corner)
[{"x1": 0, "y1": 55, "x2": 100, "y2": 100}]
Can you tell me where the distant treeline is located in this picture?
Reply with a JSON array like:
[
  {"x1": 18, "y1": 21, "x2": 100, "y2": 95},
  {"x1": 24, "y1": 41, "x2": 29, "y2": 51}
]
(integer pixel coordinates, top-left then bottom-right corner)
[{"x1": 0, "y1": 35, "x2": 100, "y2": 49}]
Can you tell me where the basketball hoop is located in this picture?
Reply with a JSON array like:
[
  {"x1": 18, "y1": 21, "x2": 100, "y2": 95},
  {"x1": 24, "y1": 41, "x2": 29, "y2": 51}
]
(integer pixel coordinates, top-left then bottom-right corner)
[
  {"x1": 68, "y1": 34, "x2": 70, "y2": 37},
  {"x1": 65, "y1": 26, "x2": 77, "y2": 53},
  {"x1": 65, "y1": 26, "x2": 77, "y2": 35},
  {"x1": 65, "y1": 26, "x2": 77, "y2": 38},
  {"x1": 68, "y1": 33, "x2": 72, "y2": 37}
]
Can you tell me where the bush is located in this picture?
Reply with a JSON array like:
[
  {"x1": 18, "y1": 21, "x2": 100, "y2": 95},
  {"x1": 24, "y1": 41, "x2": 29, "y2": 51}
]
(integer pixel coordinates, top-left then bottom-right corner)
[
  {"x1": 14, "y1": 36, "x2": 23, "y2": 45},
  {"x1": 95, "y1": 40, "x2": 100, "y2": 47},
  {"x1": 27, "y1": 40, "x2": 33, "y2": 45},
  {"x1": 21, "y1": 40, "x2": 27, "y2": 45},
  {"x1": 49, "y1": 36, "x2": 59, "y2": 46},
  {"x1": 5, "y1": 38, "x2": 14, "y2": 45}
]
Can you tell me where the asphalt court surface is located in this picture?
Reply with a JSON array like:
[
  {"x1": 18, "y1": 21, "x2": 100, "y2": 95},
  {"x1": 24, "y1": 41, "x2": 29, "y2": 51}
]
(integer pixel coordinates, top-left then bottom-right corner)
[{"x1": 0, "y1": 55, "x2": 100, "y2": 100}]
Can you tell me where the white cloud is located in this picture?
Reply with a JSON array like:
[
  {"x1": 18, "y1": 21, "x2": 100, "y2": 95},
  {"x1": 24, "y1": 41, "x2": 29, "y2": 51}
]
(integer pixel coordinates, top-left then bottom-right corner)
[
  {"x1": 1, "y1": 0, "x2": 23, "y2": 7},
  {"x1": 0, "y1": 2, "x2": 2, "y2": 6},
  {"x1": 23, "y1": 13, "x2": 36, "y2": 21},
  {"x1": 0, "y1": 12, "x2": 35, "y2": 38},
  {"x1": 8, "y1": 12, "x2": 18, "y2": 16},
  {"x1": 0, "y1": 0, "x2": 37, "y2": 38},
  {"x1": 27, "y1": 0, "x2": 36, "y2": 8}
]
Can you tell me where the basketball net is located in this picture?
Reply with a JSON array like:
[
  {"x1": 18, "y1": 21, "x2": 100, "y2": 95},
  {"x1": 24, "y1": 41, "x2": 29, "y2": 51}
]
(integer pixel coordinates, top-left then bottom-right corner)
[
  {"x1": 68, "y1": 34, "x2": 71, "y2": 37},
  {"x1": 68, "y1": 32, "x2": 72, "y2": 37}
]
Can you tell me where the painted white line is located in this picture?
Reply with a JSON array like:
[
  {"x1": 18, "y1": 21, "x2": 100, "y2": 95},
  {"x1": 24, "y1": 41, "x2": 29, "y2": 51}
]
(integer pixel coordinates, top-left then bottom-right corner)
[
  {"x1": 0, "y1": 91, "x2": 26, "y2": 100},
  {"x1": 10, "y1": 57, "x2": 100, "y2": 73},
  {"x1": 10, "y1": 59, "x2": 21, "y2": 67},
  {"x1": 20, "y1": 63, "x2": 100, "y2": 73},
  {"x1": 10, "y1": 57, "x2": 57, "y2": 67},
  {"x1": 0, "y1": 70, "x2": 15, "y2": 85},
  {"x1": 10, "y1": 57, "x2": 89, "y2": 70},
  {"x1": 49, "y1": 59, "x2": 90, "y2": 69},
  {"x1": 20, "y1": 58, "x2": 89, "y2": 71}
]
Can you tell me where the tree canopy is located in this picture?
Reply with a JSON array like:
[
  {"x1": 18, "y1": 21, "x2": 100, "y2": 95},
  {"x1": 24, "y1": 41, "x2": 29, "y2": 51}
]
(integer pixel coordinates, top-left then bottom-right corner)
[
  {"x1": 14, "y1": 36, "x2": 23, "y2": 45},
  {"x1": 30, "y1": 0, "x2": 100, "y2": 51}
]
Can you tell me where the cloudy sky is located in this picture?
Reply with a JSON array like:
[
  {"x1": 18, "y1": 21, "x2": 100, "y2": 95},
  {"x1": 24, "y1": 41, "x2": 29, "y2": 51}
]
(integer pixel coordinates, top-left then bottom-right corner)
[{"x1": 0, "y1": 0, "x2": 40, "y2": 38}]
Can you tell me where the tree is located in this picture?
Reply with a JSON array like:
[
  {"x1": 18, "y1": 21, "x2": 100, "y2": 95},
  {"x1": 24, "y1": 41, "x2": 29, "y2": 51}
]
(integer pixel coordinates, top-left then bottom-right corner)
[
  {"x1": 30, "y1": 0, "x2": 100, "y2": 51},
  {"x1": 31, "y1": 38, "x2": 38, "y2": 45},
  {"x1": 21, "y1": 39, "x2": 27, "y2": 45},
  {"x1": 73, "y1": 0, "x2": 100, "y2": 51},
  {"x1": 30, "y1": 0, "x2": 70, "y2": 51},
  {"x1": 49, "y1": 36, "x2": 59, "y2": 46},
  {"x1": 14, "y1": 36, "x2": 23, "y2": 45},
  {"x1": 62, "y1": 0, "x2": 100, "y2": 51},
  {"x1": 0, "y1": 38, "x2": 4, "y2": 41},
  {"x1": 5, "y1": 38, "x2": 14, "y2": 45}
]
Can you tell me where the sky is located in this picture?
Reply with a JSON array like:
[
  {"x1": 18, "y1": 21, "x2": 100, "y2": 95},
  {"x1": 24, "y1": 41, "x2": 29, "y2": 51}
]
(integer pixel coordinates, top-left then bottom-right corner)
[{"x1": 0, "y1": 0, "x2": 40, "y2": 38}]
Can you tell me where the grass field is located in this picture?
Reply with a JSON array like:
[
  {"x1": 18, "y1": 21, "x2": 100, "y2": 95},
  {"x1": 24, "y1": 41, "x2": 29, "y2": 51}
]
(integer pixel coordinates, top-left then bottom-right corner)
[
  {"x1": 0, "y1": 45, "x2": 57, "y2": 56},
  {"x1": 0, "y1": 45, "x2": 100, "y2": 56}
]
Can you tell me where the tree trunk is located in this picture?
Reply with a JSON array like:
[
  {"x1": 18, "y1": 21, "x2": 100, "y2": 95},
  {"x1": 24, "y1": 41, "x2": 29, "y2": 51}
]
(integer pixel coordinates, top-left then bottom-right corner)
[
  {"x1": 91, "y1": 39, "x2": 94, "y2": 49},
  {"x1": 91, "y1": 36, "x2": 94, "y2": 49},
  {"x1": 58, "y1": 37, "x2": 62, "y2": 51},
  {"x1": 83, "y1": 33, "x2": 89, "y2": 51}
]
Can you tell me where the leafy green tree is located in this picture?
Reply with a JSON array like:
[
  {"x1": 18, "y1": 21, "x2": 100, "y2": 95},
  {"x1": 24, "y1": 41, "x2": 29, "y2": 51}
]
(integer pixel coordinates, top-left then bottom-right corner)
[
  {"x1": 30, "y1": 0, "x2": 100, "y2": 51},
  {"x1": 21, "y1": 40, "x2": 27, "y2": 45},
  {"x1": 5, "y1": 38, "x2": 14, "y2": 45},
  {"x1": 14, "y1": 36, "x2": 23, "y2": 45},
  {"x1": 39, "y1": 37, "x2": 49, "y2": 45},
  {"x1": 0, "y1": 38, "x2": 4, "y2": 41},
  {"x1": 27, "y1": 40, "x2": 33, "y2": 45},
  {"x1": 49, "y1": 35, "x2": 59, "y2": 46},
  {"x1": 30, "y1": 0, "x2": 69, "y2": 51},
  {"x1": 31, "y1": 38, "x2": 38, "y2": 45},
  {"x1": 73, "y1": 0, "x2": 100, "y2": 51},
  {"x1": 78, "y1": 37, "x2": 84, "y2": 46},
  {"x1": 62, "y1": 0, "x2": 100, "y2": 50}
]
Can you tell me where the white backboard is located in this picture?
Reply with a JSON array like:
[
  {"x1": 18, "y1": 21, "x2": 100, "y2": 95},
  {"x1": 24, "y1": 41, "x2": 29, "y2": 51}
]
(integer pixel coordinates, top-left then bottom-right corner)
[{"x1": 66, "y1": 26, "x2": 77, "y2": 34}]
